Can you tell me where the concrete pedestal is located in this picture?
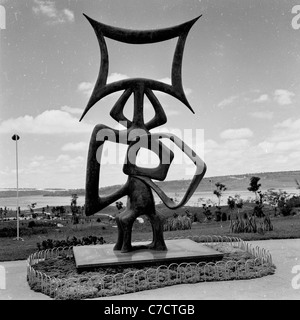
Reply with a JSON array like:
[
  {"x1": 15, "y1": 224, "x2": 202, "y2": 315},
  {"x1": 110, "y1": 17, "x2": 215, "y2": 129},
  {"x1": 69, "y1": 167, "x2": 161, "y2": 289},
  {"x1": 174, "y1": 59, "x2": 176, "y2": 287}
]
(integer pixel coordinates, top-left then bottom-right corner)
[{"x1": 73, "y1": 239, "x2": 224, "y2": 269}]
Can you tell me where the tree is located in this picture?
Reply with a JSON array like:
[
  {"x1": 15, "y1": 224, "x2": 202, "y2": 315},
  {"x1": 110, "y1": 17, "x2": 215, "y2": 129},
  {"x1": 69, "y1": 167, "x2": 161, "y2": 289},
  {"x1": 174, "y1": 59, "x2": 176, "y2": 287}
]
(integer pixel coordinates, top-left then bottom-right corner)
[
  {"x1": 71, "y1": 194, "x2": 80, "y2": 225},
  {"x1": 263, "y1": 189, "x2": 278, "y2": 216},
  {"x1": 116, "y1": 201, "x2": 123, "y2": 211},
  {"x1": 227, "y1": 196, "x2": 236, "y2": 220},
  {"x1": 227, "y1": 196, "x2": 235, "y2": 210},
  {"x1": 236, "y1": 198, "x2": 244, "y2": 215},
  {"x1": 213, "y1": 182, "x2": 227, "y2": 206},
  {"x1": 28, "y1": 203, "x2": 37, "y2": 219},
  {"x1": 202, "y1": 204, "x2": 212, "y2": 221},
  {"x1": 248, "y1": 176, "x2": 261, "y2": 201}
]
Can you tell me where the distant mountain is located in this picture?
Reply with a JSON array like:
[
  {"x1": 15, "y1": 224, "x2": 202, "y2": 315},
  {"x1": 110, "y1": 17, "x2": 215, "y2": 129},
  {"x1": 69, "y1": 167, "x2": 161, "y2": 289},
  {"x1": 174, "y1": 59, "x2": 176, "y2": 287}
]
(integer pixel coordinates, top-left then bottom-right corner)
[{"x1": 1, "y1": 170, "x2": 299, "y2": 198}]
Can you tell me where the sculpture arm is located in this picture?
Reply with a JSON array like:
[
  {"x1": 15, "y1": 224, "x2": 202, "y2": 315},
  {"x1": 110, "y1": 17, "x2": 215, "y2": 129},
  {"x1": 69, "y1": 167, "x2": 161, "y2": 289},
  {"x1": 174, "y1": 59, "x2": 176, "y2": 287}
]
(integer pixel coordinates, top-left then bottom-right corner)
[{"x1": 85, "y1": 124, "x2": 129, "y2": 216}]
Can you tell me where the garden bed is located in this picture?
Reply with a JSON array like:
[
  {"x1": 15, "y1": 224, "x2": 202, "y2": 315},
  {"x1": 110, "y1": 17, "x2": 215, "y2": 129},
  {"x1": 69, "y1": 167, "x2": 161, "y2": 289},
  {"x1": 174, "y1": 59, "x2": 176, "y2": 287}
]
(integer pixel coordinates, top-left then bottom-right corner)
[{"x1": 27, "y1": 235, "x2": 276, "y2": 300}]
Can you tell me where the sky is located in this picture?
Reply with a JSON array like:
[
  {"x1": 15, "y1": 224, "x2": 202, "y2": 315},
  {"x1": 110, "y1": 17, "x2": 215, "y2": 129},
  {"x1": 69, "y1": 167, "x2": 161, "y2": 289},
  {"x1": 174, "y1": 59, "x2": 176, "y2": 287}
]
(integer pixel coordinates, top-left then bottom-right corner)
[{"x1": 0, "y1": 0, "x2": 300, "y2": 189}]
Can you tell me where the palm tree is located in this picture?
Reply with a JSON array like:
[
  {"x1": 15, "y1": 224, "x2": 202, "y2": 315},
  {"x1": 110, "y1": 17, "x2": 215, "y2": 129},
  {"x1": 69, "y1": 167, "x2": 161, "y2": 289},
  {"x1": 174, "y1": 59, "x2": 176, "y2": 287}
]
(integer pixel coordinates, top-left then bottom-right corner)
[
  {"x1": 247, "y1": 176, "x2": 261, "y2": 201},
  {"x1": 213, "y1": 182, "x2": 227, "y2": 206}
]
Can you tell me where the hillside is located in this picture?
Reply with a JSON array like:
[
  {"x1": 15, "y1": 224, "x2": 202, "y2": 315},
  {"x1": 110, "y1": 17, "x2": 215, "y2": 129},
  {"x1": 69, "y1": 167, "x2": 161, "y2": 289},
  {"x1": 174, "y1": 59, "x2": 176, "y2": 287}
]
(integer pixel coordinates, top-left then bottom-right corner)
[{"x1": 1, "y1": 170, "x2": 299, "y2": 198}]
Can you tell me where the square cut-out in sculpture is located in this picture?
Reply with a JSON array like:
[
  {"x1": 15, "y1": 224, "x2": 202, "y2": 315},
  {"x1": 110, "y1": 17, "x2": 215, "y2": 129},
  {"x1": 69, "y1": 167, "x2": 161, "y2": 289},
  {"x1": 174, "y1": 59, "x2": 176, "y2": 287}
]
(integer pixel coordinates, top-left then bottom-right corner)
[{"x1": 123, "y1": 135, "x2": 174, "y2": 181}]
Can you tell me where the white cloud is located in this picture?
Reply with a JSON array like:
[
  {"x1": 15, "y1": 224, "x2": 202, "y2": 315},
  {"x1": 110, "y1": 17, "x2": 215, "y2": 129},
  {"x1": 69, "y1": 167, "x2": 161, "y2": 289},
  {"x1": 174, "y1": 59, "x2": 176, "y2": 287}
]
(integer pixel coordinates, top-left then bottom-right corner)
[
  {"x1": 61, "y1": 142, "x2": 88, "y2": 152},
  {"x1": 60, "y1": 106, "x2": 83, "y2": 115},
  {"x1": 107, "y1": 73, "x2": 129, "y2": 84},
  {"x1": 77, "y1": 82, "x2": 94, "y2": 97},
  {"x1": 217, "y1": 95, "x2": 238, "y2": 108},
  {"x1": 159, "y1": 77, "x2": 172, "y2": 85},
  {"x1": 274, "y1": 89, "x2": 295, "y2": 105},
  {"x1": 220, "y1": 128, "x2": 253, "y2": 140},
  {"x1": 253, "y1": 94, "x2": 270, "y2": 103},
  {"x1": 78, "y1": 73, "x2": 129, "y2": 97},
  {"x1": 55, "y1": 154, "x2": 85, "y2": 173},
  {"x1": 62, "y1": 9, "x2": 74, "y2": 22},
  {"x1": 32, "y1": 0, "x2": 74, "y2": 24},
  {"x1": 0, "y1": 109, "x2": 93, "y2": 134},
  {"x1": 275, "y1": 117, "x2": 300, "y2": 130},
  {"x1": 249, "y1": 111, "x2": 273, "y2": 120},
  {"x1": 257, "y1": 117, "x2": 300, "y2": 156}
]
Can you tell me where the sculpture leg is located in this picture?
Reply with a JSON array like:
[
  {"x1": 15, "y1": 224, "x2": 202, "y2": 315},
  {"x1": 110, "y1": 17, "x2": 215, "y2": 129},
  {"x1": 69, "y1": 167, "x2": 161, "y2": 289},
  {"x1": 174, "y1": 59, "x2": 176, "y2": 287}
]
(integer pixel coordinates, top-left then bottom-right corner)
[
  {"x1": 113, "y1": 177, "x2": 167, "y2": 252},
  {"x1": 147, "y1": 211, "x2": 167, "y2": 251},
  {"x1": 113, "y1": 216, "x2": 124, "y2": 251},
  {"x1": 118, "y1": 208, "x2": 136, "y2": 253}
]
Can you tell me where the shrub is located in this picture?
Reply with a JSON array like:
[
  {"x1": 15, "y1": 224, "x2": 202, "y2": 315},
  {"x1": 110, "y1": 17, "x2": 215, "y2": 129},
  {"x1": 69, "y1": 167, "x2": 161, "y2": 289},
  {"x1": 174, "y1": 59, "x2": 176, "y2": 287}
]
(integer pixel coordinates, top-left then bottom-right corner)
[
  {"x1": 279, "y1": 203, "x2": 293, "y2": 216},
  {"x1": 28, "y1": 221, "x2": 36, "y2": 228},
  {"x1": 221, "y1": 211, "x2": 227, "y2": 221},
  {"x1": 230, "y1": 213, "x2": 273, "y2": 234},
  {"x1": 163, "y1": 215, "x2": 191, "y2": 231},
  {"x1": 202, "y1": 204, "x2": 212, "y2": 221},
  {"x1": 36, "y1": 235, "x2": 106, "y2": 250},
  {"x1": 253, "y1": 201, "x2": 264, "y2": 218}
]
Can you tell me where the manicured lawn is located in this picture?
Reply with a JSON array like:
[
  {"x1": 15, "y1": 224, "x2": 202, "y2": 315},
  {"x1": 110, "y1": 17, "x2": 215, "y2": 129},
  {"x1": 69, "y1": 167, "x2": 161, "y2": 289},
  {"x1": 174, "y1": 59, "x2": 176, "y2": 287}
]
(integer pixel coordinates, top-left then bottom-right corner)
[{"x1": 1, "y1": 207, "x2": 300, "y2": 261}]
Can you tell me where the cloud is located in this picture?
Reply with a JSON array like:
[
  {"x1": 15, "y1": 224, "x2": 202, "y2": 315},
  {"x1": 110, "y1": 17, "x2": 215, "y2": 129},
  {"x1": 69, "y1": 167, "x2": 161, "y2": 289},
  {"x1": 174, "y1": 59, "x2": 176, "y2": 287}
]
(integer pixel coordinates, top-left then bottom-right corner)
[
  {"x1": 258, "y1": 117, "x2": 300, "y2": 154},
  {"x1": 32, "y1": 0, "x2": 74, "y2": 25},
  {"x1": 249, "y1": 111, "x2": 273, "y2": 120},
  {"x1": 61, "y1": 142, "x2": 88, "y2": 152},
  {"x1": 159, "y1": 77, "x2": 172, "y2": 85},
  {"x1": 60, "y1": 106, "x2": 83, "y2": 115},
  {"x1": 77, "y1": 82, "x2": 94, "y2": 97},
  {"x1": 62, "y1": 9, "x2": 74, "y2": 22},
  {"x1": 78, "y1": 73, "x2": 129, "y2": 97},
  {"x1": 220, "y1": 128, "x2": 253, "y2": 140},
  {"x1": 275, "y1": 118, "x2": 300, "y2": 130},
  {"x1": 0, "y1": 109, "x2": 93, "y2": 134},
  {"x1": 107, "y1": 73, "x2": 129, "y2": 84},
  {"x1": 55, "y1": 154, "x2": 85, "y2": 173},
  {"x1": 253, "y1": 94, "x2": 270, "y2": 103},
  {"x1": 217, "y1": 95, "x2": 238, "y2": 108},
  {"x1": 274, "y1": 89, "x2": 295, "y2": 105}
]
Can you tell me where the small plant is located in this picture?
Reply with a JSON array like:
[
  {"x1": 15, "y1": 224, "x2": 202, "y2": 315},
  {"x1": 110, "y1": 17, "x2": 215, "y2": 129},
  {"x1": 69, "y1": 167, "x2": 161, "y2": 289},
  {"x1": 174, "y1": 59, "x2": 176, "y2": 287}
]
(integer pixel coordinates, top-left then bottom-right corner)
[
  {"x1": 214, "y1": 206, "x2": 222, "y2": 222},
  {"x1": 230, "y1": 193, "x2": 273, "y2": 234},
  {"x1": 202, "y1": 204, "x2": 212, "y2": 221},
  {"x1": 163, "y1": 214, "x2": 192, "y2": 231},
  {"x1": 116, "y1": 201, "x2": 123, "y2": 211}
]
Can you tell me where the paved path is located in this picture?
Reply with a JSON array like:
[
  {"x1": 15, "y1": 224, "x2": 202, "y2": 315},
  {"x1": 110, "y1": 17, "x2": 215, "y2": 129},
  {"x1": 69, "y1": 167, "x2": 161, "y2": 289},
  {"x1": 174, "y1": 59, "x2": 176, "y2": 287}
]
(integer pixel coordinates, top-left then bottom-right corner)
[{"x1": 0, "y1": 239, "x2": 299, "y2": 300}]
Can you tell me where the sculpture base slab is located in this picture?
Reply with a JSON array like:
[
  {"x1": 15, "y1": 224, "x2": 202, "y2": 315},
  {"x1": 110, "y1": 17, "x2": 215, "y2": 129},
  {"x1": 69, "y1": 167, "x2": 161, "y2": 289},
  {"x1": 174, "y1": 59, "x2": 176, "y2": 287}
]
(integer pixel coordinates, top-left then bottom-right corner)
[{"x1": 73, "y1": 239, "x2": 224, "y2": 270}]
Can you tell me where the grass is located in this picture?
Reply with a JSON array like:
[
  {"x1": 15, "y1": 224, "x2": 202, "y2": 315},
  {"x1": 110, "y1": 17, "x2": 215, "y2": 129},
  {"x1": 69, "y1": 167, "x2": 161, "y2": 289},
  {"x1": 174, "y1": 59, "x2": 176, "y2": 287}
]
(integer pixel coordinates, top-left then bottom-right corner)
[{"x1": 1, "y1": 203, "x2": 300, "y2": 261}]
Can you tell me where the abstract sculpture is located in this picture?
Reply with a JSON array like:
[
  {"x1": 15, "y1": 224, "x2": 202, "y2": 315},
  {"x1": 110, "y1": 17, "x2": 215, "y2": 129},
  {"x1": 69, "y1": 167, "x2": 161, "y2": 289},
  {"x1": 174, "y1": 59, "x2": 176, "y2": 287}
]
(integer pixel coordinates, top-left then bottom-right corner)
[{"x1": 80, "y1": 14, "x2": 207, "y2": 252}]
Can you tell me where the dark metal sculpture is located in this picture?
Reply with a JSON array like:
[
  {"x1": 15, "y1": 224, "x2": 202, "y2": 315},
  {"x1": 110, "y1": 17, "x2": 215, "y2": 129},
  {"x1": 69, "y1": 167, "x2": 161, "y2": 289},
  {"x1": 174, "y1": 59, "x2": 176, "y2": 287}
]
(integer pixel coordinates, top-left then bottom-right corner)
[{"x1": 80, "y1": 15, "x2": 207, "y2": 252}]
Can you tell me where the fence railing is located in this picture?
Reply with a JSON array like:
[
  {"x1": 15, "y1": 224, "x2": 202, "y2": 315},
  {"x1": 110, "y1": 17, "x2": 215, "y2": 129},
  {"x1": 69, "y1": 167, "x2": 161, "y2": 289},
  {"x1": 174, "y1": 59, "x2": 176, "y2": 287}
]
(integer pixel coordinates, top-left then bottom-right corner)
[{"x1": 27, "y1": 235, "x2": 274, "y2": 299}]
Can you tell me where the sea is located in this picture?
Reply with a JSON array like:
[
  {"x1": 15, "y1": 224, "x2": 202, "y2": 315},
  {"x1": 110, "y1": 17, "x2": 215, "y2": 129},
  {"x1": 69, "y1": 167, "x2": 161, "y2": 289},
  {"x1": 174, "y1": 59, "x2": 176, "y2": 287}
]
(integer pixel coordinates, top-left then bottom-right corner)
[
  {"x1": 0, "y1": 190, "x2": 255, "y2": 210},
  {"x1": 1, "y1": 188, "x2": 298, "y2": 211}
]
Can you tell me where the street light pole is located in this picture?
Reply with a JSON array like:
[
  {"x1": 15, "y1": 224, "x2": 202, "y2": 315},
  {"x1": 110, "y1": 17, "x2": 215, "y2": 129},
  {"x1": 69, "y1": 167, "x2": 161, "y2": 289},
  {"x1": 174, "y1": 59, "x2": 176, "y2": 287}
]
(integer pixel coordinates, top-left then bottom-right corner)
[{"x1": 12, "y1": 134, "x2": 23, "y2": 241}]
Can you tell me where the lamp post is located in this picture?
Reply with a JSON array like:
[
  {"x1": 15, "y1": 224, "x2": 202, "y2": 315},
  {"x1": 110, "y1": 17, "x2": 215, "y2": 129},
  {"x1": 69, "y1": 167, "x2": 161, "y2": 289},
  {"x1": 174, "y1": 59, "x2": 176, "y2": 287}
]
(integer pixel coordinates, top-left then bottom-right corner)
[
  {"x1": 12, "y1": 134, "x2": 23, "y2": 241},
  {"x1": 209, "y1": 179, "x2": 213, "y2": 193}
]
